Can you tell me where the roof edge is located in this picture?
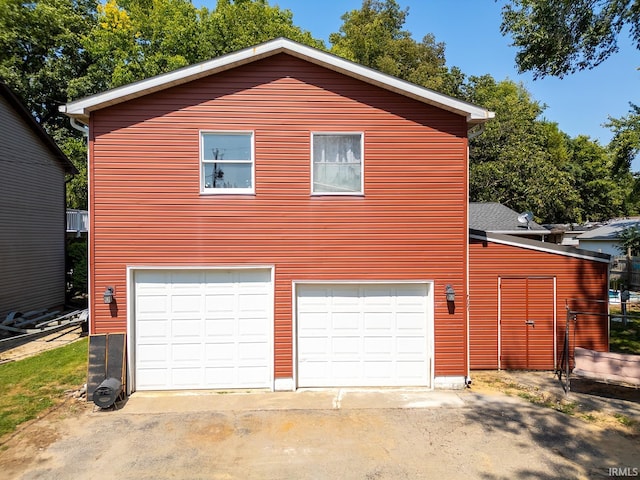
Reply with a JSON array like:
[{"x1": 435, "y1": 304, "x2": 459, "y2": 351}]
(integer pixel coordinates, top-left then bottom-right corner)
[
  {"x1": 61, "y1": 38, "x2": 494, "y2": 125},
  {"x1": 469, "y1": 229, "x2": 611, "y2": 263},
  {"x1": 1, "y1": 83, "x2": 78, "y2": 175}
]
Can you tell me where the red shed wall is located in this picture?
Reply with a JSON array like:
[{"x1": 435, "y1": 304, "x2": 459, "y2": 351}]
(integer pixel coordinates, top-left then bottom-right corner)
[
  {"x1": 469, "y1": 237, "x2": 609, "y2": 370},
  {"x1": 88, "y1": 54, "x2": 470, "y2": 378}
]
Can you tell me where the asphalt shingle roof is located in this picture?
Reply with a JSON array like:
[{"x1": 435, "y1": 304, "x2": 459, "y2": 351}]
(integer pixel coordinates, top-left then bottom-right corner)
[{"x1": 469, "y1": 202, "x2": 549, "y2": 234}]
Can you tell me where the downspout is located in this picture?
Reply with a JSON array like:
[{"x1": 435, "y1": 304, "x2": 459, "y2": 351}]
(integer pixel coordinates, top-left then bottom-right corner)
[
  {"x1": 467, "y1": 124, "x2": 485, "y2": 141},
  {"x1": 465, "y1": 122, "x2": 486, "y2": 388}
]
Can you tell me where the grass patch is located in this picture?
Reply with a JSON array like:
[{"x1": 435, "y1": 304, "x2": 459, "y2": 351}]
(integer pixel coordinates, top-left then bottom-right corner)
[
  {"x1": 0, "y1": 338, "x2": 87, "y2": 438},
  {"x1": 610, "y1": 318, "x2": 640, "y2": 354},
  {"x1": 614, "y1": 413, "x2": 636, "y2": 427}
]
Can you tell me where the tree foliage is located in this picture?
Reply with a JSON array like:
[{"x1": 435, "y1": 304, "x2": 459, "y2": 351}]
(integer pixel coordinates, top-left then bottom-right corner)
[
  {"x1": 606, "y1": 103, "x2": 640, "y2": 174},
  {"x1": 0, "y1": 0, "x2": 96, "y2": 133},
  {"x1": 501, "y1": 0, "x2": 640, "y2": 78},
  {"x1": 329, "y1": 0, "x2": 452, "y2": 93},
  {"x1": 463, "y1": 76, "x2": 578, "y2": 222},
  {"x1": 617, "y1": 225, "x2": 640, "y2": 256},
  {"x1": 2, "y1": 0, "x2": 638, "y2": 223},
  {"x1": 70, "y1": 0, "x2": 323, "y2": 96}
]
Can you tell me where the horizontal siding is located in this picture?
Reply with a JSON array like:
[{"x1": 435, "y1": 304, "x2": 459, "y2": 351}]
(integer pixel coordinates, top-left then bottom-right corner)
[
  {"x1": 0, "y1": 95, "x2": 66, "y2": 317},
  {"x1": 469, "y1": 238, "x2": 609, "y2": 370},
  {"x1": 89, "y1": 54, "x2": 469, "y2": 378}
]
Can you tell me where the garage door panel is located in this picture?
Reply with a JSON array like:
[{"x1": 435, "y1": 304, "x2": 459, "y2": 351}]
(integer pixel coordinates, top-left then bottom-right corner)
[
  {"x1": 138, "y1": 344, "x2": 168, "y2": 363},
  {"x1": 397, "y1": 336, "x2": 425, "y2": 354},
  {"x1": 137, "y1": 320, "x2": 168, "y2": 338},
  {"x1": 171, "y1": 368, "x2": 205, "y2": 387},
  {"x1": 364, "y1": 336, "x2": 393, "y2": 354},
  {"x1": 205, "y1": 294, "x2": 235, "y2": 313},
  {"x1": 333, "y1": 336, "x2": 361, "y2": 354},
  {"x1": 137, "y1": 295, "x2": 168, "y2": 314},
  {"x1": 238, "y1": 342, "x2": 268, "y2": 361},
  {"x1": 172, "y1": 343, "x2": 202, "y2": 362},
  {"x1": 298, "y1": 312, "x2": 330, "y2": 331},
  {"x1": 298, "y1": 337, "x2": 328, "y2": 355},
  {"x1": 138, "y1": 369, "x2": 168, "y2": 389},
  {"x1": 239, "y1": 318, "x2": 268, "y2": 336},
  {"x1": 363, "y1": 313, "x2": 393, "y2": 330},
  {"x1": 205, "y1": 319, "x2": 234, "y2": 336},
  {"x1": 171, "y1": 294, "x2": 202, "y2": 313},
  {"x1": 297, "y1": 283, "x2": 431, "y2": 388},
  {"x1": 205, "y1": 343, "x2": 235, "y2": 361},
  {"x1": 135, "y1": 269, "x2": 272, "y2": 391},
  {"x1": 172, "y1": 318, "x2": 201, "y2": 337}
]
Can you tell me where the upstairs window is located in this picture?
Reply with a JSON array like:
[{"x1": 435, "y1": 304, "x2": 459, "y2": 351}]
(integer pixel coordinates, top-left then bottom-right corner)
[
  {"x1": 312, "y1": 133, "x2": 363, "y2": 195},
  {"x1": 201, "y1": 132, "x2": 254, "y2": 194}
]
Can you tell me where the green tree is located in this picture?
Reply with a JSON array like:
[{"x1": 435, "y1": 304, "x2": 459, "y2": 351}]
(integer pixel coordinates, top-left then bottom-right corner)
[
  {"x1": 606, "y1": 103, "x2": 640, "y2": 174},
  {"x1": 329, "y1": 0, "x2": 451, "y2": 93},
  {"x1": 565, "y1": 134, "x2": 633, "y2": 222},
  {"x1": 0, "y1": 0, "x2": 96, "y2": 133},
  {"x1": 71, "y1": 0, "x2": 324, "y2": 95},
  {"x1": 618, "y1": 225, "x2": 640, "y2": 256},
  {"x1": 501, "y1": 0, "x2": 640, "y2": 78},
  {"x1": 465, "y1": 75, "x2": 581, "y2": 223}
]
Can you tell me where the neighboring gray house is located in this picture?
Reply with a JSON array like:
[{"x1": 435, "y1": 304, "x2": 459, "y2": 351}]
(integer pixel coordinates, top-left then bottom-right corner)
[
  {"x1": 0, "y1": 83, "x2": 77, "y2": 318},
  {"x1": 469, "y1": 202, "x2": 550, "y2": 241},
  {"x1": 577, "y1": 218, "x2": 640, "y2": 256}
]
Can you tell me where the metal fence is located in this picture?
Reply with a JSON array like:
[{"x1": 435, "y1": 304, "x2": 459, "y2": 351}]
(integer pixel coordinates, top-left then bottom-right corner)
[{"x1": 610, "y1": 255, "x2": 640, "y2": 290}]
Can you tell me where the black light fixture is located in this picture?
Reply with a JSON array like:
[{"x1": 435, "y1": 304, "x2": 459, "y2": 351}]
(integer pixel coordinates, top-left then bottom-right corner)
[
  {"x1": 445, "y1": 284, "x2": 455, "y2": 302},
  {"x1": 103, "y1": 286, "x2": 115, "y2": 304}
]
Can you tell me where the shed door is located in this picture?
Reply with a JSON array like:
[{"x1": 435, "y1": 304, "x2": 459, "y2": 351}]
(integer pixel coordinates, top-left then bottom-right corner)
[
  {"x1": 500, "y1": 277, "x2": 555, "y2": 370},
  {"x1": 134, "y1": 269, "x2": 272, "y2": 391},
  {"x1": 296, "y1": 283, "x2": 431, "y2": 388}
]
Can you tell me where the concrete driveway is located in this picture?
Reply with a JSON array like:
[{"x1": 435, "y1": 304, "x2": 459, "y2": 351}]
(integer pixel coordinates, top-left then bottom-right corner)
[{"x1": 5, "y1": 387, "x2": 640, "y2": 480}]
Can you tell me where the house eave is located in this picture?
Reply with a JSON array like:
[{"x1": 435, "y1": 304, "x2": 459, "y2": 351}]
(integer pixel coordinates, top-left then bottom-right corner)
[
  {"x1": 60, "y1": 38, "x2": 494, "y2": 125},
  {"x1": 470, "y1": 229, "x2": 611, "y2": 264}
]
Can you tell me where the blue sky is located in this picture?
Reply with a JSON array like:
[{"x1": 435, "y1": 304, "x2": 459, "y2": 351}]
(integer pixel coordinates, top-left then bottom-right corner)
[{"x1": 201, "y1": 1, "x2": 638, "y2": 164}]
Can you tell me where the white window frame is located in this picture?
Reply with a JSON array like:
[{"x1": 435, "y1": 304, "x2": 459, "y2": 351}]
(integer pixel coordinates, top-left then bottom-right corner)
[
  {"x1": 311, "y1": 132, "x2": 364, "y2": 196},
  {"x1": 200, "y1": 131, "x2": 255, "y2": 194}
]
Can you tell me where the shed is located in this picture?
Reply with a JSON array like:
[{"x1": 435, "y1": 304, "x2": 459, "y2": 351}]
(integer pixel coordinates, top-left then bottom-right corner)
[{"x1": 469, "y1": 229, "x2": 610, "y2": 371}]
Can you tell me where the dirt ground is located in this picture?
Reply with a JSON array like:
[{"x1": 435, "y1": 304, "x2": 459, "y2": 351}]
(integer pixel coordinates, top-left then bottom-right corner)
[
  {"x1": 0, "y1": 324, "x2": 85, "y2": 364},
  {"x1": 1, "y1": 337, "x2": 638, "y2": 479},
  {"x1": 0, "y1": 380, "x2": 638, "y2": 479}
]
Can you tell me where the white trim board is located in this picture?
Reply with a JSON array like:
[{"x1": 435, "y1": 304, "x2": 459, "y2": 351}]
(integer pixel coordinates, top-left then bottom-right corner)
[{"x1": 61, "y1": 38, "x2": 494, "y2": 125}]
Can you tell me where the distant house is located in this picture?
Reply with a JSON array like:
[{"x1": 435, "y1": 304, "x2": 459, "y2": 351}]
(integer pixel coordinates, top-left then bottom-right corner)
[
  {"x1": 469, "y1": 202, "x2": 549, "y2": 241},
  {"x1": 0, "y1": 83, "x2": 77, "y2": 318},
  {"x1": 577, "y1": 218, "x2": 640, "y2": 256}
]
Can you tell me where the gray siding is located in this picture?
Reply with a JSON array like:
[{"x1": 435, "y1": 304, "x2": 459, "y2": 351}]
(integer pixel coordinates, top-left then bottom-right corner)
[{"x1": 0, "y1": 95, "x2": 67, "y2": 317}]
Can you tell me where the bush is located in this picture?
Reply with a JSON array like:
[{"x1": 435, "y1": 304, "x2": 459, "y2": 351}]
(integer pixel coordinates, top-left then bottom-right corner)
[{"x1": 66, "y1": 237, "x2": 88, "y2": 298}]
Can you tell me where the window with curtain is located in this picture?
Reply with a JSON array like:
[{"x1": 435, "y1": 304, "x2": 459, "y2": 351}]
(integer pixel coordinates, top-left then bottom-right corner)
[
  {"x1": 201, "y1": 132, "x2": 254, "y2": 193},
  {"x1": 312, "y1": 133, "x2": 363, "y2": 194}
]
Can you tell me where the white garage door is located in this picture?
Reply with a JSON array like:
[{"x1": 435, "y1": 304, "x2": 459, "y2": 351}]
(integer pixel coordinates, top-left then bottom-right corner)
[
  {"x1": 297, "y1": 283, "x2": 431, "y2": 388},
  {"x1": 134, "y1": 269, "x2": 272, "y2": 391}
]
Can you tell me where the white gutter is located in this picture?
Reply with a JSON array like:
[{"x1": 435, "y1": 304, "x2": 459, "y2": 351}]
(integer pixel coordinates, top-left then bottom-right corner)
[{"x1": 70, "y1": 118, "x2": 89, "y2": 137}]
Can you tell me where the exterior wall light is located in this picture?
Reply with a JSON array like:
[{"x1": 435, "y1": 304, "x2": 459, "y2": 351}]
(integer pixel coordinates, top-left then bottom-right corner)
[
  {"x1": 103, "y1": 286, "x2": 115, "y2": 304},
  {"x1": 445, "y1": 285, "x2": 455, "y2": 302}
]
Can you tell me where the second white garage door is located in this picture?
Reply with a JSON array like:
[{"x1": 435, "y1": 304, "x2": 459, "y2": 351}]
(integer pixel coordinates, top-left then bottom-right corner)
[
  {"x1": 296, "y1": 283, "x2": 432, "y2": 388},
  {"x1": 134, "y1": 268, "x2": 272, "y2": 391}
]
